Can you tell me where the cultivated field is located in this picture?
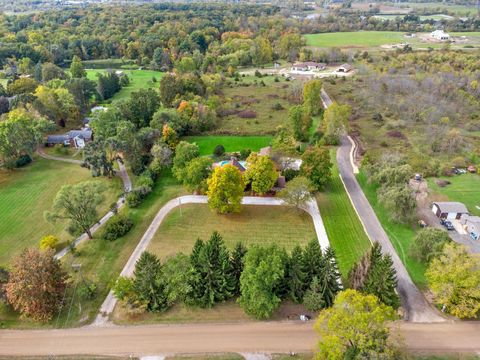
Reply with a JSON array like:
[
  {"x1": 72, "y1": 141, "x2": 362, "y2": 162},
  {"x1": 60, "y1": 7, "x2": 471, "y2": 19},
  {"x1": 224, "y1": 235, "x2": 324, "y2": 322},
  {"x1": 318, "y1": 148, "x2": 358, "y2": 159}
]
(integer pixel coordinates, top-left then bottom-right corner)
[
  {"x1": 147, "y1": 204, "x2": 317, "y2": 260},
  {"x1": 86, "y1": 69, "x2": 163, "y2": 102},
  {"x1": 428, "y1": 174, "x2": 480, "y2": 216},
  {"x1": 0, "y1": 158, "x2": 121, "y2": 267},
  {"x1": 184, "y1": 135, "x2": 272, "y2": 156}
]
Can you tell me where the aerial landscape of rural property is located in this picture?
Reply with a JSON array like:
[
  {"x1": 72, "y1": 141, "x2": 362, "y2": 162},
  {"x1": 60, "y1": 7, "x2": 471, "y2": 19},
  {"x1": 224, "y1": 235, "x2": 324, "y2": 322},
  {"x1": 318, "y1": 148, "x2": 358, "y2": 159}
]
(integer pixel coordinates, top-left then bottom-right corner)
[{"x1": 0, "y1": 0, "x2": 479, "y2": 358}]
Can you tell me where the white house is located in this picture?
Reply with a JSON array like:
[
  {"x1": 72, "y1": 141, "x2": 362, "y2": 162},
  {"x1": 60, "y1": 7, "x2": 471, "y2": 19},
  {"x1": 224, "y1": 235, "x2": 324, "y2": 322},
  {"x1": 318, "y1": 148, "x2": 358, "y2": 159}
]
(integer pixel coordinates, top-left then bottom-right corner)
[
  {"x1": 291, "y1": 62, "x2": 326, "y2": 72},
  {"x1": 432, "y1": 202, "x2": 469, "y2": 220},
  {"x1": 460, "y1": 215, "x2": 480, "y2": 240},
  {"x1": 431, "y1": 30, "x2": 450, "y2": 41}
]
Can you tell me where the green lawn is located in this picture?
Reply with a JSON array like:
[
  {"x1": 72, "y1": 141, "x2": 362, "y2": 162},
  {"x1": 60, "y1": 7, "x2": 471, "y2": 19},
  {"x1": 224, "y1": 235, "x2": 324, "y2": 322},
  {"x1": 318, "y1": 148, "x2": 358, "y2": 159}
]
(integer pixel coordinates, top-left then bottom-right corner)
[
  {"x1": 85, "y1": 69, "x2": 163, "y2": 102},
  {"x1": 427, "y1": 174, "x2": 480, "y2": 216},
  {"x1": 304, "y1": 31, "x2": 405, "y2": 48},
  {"x1": 183, "y1": 135, "x2": 272, "y2": 156},
  {"x1": 316, "y1": 150, "x2": 371, "y2": 277},
  {"x1": 0, "y1": 157, "x2": 121, "y2": 267},
  {"x1": 147, "y1": 204, "x2": 317, "y2": 260},
  {"x1": 356, "y1": 171, "x2": 427, "y2": 287}
]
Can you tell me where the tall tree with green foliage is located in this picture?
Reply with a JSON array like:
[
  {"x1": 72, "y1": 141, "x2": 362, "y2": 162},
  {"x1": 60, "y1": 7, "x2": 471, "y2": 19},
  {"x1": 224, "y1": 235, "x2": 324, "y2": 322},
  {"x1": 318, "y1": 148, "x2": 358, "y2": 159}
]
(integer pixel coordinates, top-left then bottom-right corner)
[
  {"x1": 410, "y1": 228, "x2": 450, "y2": 263},
  {"x1": 287, "y1": 245, "x2": 306, "y2": 303},
  {"x1": 182, "y1": 156, "x2": 213, "y2": 193},
  {"x1": 322, "y1": 102, "x2": 351, "y2": 145},
  {"x1": 172, "y1": 141, "x2": 200, "y2": 181},
  {"x1": 279, "y1": 176, "x2": 312, "y2": 209},
  {"x1": 45, "y1": 181, "x2": 105, "y2": 239},
  {"x1": 239, "y1": 245, "x2": 287, "y2": 319},
  {"x1": 244, "y1": 153, "x2": 278, "y2": 195},
  {"x1": 319, "y1": 247, "x2": 342, "y2": 308},
  {"x1": 207, "y1": 164, "x2": 244, "y2": 214},
  {"x1": 426, "y1": 243, "x2": 480, "y2": 319},
  {"x1": 301, "y1": 145, "x2": 332, "y2": 191},
  {"x1": 231, "y1": 242, "x2": 247, "y2": 296},
  {"x1": 314, "y1": 289, "x2": 397, "y2": 359},
  {"x1": 303, "y1": 79, "x2": 322, "y2": 116},
  {"x1": 188, "y1": 232, "x2": 234, "y2": 307},
  {"x1": 133, "y1": 252, "x2": 169, "y2": 312},
  {"x1": 6, "y1": 248, "x2": 68, "y2": 322},
  {"x1": 302, "y1": 239, "x2": 324, "y2": 289},
  {"x1": 289, "y1": 105, "x2": 312, "y2": 142},
  {"x1": 70, "y1": 55, "x2": 86, "y2": 78}
]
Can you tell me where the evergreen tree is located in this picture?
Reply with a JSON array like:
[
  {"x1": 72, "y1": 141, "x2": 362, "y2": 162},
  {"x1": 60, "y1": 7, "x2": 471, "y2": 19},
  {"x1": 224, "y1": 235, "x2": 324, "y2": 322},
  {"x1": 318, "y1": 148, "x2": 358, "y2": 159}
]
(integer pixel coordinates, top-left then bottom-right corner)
[
  {"x1": 363, "y1": 253, "x2": 400, "y2": 309},
  {"x1": 187, "y1": 232, "x2": 234, "y2": 307},
  {"x1": 70, "y1": 55, "x2": 86, "y2": 78},
  {"x1": 287, "y1": 245, "x2": 306, "y2": 303},
  {"x1": 319, "y1": 247, "x2": 342, "y2": 308},
  {"x1": 230, "y1": 242, "x2": 247, "y2": 296},
  {"x1": 132, "y1": 252, "x2": 169, "y2": 312},
  {"x1": 302, "y1": 239, "x2": 324, "y2": 291},
  {"x1": 303, "y1": 276, "x2": 325, "y2": 311},
  {"x1": 34, "y1": 61, "x2": 42, "y2": 82}
]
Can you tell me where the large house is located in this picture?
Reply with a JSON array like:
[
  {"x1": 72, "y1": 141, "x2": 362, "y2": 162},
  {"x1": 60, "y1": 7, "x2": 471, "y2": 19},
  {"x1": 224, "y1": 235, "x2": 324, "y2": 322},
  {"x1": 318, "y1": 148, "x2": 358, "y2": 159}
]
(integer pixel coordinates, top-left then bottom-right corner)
[
  {"x1": 46, "y1": 128, "x2": 93, "y2": 149},
  {"x1": 337, "y1": 63, "x2": 354, "y2": 73},
  {"x1": 431, "y1": 202, "x2": 469, "y2": 220},
  {"x1": 460, "y1": 215, "x2": 480, "y2": 240},
  {"x1": 291, "y1": 62, "x2": 326, "y2": 72},
  {"x1": 431, "y1": 30, "x2": 450, "y2": 41}
]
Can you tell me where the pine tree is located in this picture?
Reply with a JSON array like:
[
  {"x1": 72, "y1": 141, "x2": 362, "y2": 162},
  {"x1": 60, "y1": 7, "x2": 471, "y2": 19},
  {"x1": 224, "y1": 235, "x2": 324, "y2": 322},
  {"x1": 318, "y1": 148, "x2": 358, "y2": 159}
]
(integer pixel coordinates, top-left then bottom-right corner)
[
  {"x1": 231, "y1": 242, "x2": 247, "y2": 296},
  {"x1": 303, "y1": 276, "x2": 325, "y2": 311},
  {"x1": 319, "y1": 247, "x2": 342, "y2": 308},
  {"x1": 302, "y1": 239, "x2": 324, "y2": 291},
  {"x1": 287, "y1": 245, "x2": 306, "y2": 303},
  {"x1": 363, "y1": 254, "x2": 400, "y2": 309},
  {"x1": 132, "y1": 252, "x2": 168, "y2": 312}
]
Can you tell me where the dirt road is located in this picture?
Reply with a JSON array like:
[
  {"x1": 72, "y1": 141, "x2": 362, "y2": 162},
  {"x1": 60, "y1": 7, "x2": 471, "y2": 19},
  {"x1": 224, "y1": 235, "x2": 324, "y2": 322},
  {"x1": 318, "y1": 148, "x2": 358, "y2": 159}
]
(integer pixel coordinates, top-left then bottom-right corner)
[{"x1": 1, "y1": 321, "x2": 479, "y2": 357}]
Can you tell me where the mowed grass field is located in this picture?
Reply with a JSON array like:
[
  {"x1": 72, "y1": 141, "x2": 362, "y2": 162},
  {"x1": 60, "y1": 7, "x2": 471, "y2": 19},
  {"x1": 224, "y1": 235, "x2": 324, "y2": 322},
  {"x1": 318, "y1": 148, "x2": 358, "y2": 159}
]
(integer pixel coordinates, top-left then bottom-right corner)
[
  {"x1": 0, "y1": 158, "x2": 121, "y2": 267},
  {"x1": 305, "y1": 31, "x2": 405, "y2": 48},
  {"x1": 147, "y1": 204, "x2": 317, "y2": 261},
  {"x1": 427, "y1": 174, "x2": 480, "y2": 216},
  {"x1": 357, "y1": 171, "x2": 427, "y2": 287},
  {"x1": 86, "y1": 69, "x2": 163, "y2": 102},
  {"x1": 184, "y1": 135, "x2": 272, "y2": 156},
  {"x1": 316, "y1": 150, "x2": 371, "y2": 277}
]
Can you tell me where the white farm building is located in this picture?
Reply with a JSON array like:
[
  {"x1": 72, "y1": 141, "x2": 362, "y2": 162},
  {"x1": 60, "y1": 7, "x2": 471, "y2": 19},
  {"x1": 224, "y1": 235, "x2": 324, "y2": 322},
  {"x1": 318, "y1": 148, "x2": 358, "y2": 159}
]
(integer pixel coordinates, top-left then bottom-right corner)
[{"x1": 431, "y1": 30, "x2": 450, "y2": 41}]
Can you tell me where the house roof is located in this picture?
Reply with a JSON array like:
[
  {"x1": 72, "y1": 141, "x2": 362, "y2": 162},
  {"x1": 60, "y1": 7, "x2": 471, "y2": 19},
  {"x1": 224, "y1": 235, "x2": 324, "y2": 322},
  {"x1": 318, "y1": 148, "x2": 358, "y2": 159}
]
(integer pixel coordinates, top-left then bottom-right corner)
[
  {"x1": 230, "y1": 158, "x2": 247, "y2": 172},
  {"x1": 339, "y1": 63, "x2": 354, "y2": 71},
  {"x1": 465, "y1": 215, "x2": 480, "y2": 225},
  {"x1": 259, "y1": 146, "x2": 272, "y2": 157},
  {"x1": 433, "y1": 202, "x2": 469, "y2": 214},
  {"x1": 68, "y1": 129, "x2": 92, "y2": 140},
  {"x1": 293, "y1": 61, "x2": 325, "y2": 68},
  {"x1": 47, "y1": 135, "x2": 69, "y2": 143}
]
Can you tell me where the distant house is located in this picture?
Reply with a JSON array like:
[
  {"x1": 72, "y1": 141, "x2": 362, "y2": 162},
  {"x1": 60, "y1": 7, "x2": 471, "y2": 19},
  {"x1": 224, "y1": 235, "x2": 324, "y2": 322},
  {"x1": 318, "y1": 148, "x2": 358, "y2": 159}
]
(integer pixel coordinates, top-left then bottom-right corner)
[
  {"x1": 337, "y1": 63, "x2": 354, "y2": 73},
  {"x1": 431, "y1": 30, "x2": 450, "y2": 41},
  {"x1": 460, "y1": 215, "x2": 480, "y2": 240},
  {"x1": 291, "y1": 62, "x2": 326, "y2": 72},
  {"x1": 46, "y1": 128, "x2": 93, "y2": 149},
  {"x1": 432, "y1": 202, "x2": 469, "y2": 220}
]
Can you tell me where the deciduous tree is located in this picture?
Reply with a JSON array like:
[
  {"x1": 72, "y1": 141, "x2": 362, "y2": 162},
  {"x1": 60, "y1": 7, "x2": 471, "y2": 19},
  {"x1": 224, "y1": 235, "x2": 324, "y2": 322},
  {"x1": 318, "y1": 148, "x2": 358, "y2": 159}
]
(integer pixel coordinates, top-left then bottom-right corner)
[
  {"x1": 207, "y1": 164, "x2": 244, "y2": 214},
  {"x1": 303, "y1": 79, "x2": 322, "y2": 116},
  {"x1": 409, "y1": 228, "x2": 450, "y2": 263},
  {"x1": 244, "y1": 153, "x2": 278, "y2": 195},
  {"x1": 279, "y1": 176, "x2": 312, "y2": 209},
  {"x1": 301, "y1": 146, "x2": 332, "y2": 191},
  {"x1": 69, "y1": 55, "x2": 86, "y2": 78}
]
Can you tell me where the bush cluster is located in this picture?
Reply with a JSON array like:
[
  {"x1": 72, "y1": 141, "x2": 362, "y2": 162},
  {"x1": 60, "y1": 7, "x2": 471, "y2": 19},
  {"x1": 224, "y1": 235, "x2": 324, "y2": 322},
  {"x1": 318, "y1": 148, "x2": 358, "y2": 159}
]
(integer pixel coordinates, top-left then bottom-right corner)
[{"x1": 101, "y1": 214, "x2": 133, "y2": 241}]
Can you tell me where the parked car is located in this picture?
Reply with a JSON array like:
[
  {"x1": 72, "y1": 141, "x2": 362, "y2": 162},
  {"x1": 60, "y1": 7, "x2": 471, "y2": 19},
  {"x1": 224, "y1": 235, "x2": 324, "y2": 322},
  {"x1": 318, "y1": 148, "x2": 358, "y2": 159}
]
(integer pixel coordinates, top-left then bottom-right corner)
[
  {"x1": 299, "y1": 314, "x2": 311, "y2": 321},
  {"x1": 470, "y1": 232, "x2": 479, "y2": 241},
  {"x1": 443, "y1": 220, "x2": 455, "y2": 231},
  {"x1": 467, "y1": 165, "x2": 477, "y2": 173}
]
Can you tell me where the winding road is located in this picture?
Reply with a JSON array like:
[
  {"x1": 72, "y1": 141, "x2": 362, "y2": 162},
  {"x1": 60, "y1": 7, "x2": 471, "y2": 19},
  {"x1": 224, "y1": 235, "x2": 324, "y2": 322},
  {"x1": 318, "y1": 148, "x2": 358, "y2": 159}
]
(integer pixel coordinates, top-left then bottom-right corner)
[{"x1": 37, "y1": 147, "x2": 132, "y2": 259}]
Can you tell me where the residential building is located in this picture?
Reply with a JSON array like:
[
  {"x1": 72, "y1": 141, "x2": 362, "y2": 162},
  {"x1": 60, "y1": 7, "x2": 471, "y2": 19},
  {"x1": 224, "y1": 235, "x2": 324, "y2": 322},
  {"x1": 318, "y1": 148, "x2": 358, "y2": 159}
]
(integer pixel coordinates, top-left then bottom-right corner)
[{"x1": 431, "y1": 202, "x2": 469, "y2": 220}]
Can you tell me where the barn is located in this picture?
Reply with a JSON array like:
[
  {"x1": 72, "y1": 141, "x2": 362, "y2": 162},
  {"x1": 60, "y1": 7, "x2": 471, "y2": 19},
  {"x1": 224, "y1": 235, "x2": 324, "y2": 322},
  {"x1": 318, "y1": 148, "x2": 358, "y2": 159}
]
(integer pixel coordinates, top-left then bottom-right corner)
[{"x1": 431, "y1": 202, "x2": 469, "y2": 220}]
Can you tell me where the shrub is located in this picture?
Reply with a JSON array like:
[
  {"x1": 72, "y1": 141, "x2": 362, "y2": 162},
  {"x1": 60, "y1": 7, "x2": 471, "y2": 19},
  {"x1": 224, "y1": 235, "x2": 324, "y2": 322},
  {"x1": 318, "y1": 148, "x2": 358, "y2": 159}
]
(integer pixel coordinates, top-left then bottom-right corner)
[
  {"x1": 213, "y1": 144, "x2": 225, "y2": 157},
  {"x1": 136, "y1": 172, "x2": 154, "y2": 188},
  {"x1": 239, "y1": 148, "x2": 251, "y2": 160},
  {"x1": 283, "y1": 168, "x2": 299, "y2": 181},
  {"x1": 254, "y1": 70, "x2": 262, "y2": 78},
  {"x1": 126, "y1": 186, "x2": 152, "y2": 208},
  {"x1": 274, "y1": 76, "x2": 280, "y2": 82},
  {"x1": 272, "y1": 102, "x2": 283, "y2": 111},
  {"x1": 238, "y1": 110, "x2": 257, "y2": 118},
  {"x1": 102, "y1": 214, "x2": 133, "y2": 241},
  {"x1": 39, "y1": 235, "x2": 59, "y2": 250},
  {"x1": 15, "y1": 154, "x2": 32, "y2": 168},
  {"x1": 77, "y1": 281, "x2": 97, "y2": 300}
]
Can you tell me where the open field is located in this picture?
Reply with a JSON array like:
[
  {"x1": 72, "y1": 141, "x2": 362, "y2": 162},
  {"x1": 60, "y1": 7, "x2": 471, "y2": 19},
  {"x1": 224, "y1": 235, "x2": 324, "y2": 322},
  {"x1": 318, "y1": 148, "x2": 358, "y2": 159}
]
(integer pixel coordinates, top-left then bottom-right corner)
[
  {"x1": 357, "y1": 171, "x2": 427, "y2": 287},
  {"x1": 0, "y1": 157, "x2": 121, "y2": 267},
  {"x1": 147, "y1": 204, "x2": 317, "y2": 260},
  {"x1": 184, "y1": 135, "x2": 272, "y2": 156},
  {"x1": 217, "y1": 75, "x2": 295, "y2": 135},
  {"x1": 316, "y1": 150, "x2": 371, "y2": 277},
  {"x1": 374, "y1": 14, "x2": 454, "y2": 20},
  {"x1": 304, "y1": 31, "x2": 480, "y2": 50},
  {"x1": 403, "y1": 2, "x2": 478, "y2": 16},
  {"x1": 0, "y1": 170, "x2": 184, "y2": 329},
  {"x1": 427, "y1": 174, "x2": 480, "y2": 216},
  {"x1": 86, "y1": 69, "x2": 163, "y2": 102}
]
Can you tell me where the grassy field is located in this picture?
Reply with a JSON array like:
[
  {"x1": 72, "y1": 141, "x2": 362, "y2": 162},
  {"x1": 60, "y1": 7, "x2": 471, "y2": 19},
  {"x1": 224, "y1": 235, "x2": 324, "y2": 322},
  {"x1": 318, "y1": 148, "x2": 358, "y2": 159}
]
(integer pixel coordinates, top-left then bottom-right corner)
[
  {"x1": 0, "y1": 170, "x2": 184, "y2": 328},
  {"x1": 0, "y1": 157, "x2": 121, "y2": 267},
  {"x1": 147, "y1": 204, "x2": 317, "y2": 260},
  {"x1": 217, "y1": 75, "x2": 295, "y2": 135},
  {"x1": 184, "y1": 135, "x2": 272, "y2": 156},
  {"x1": 427, "y1": 174, "x2": 480, "y2": 216},
  {"x1": 86, "y1": 69, "x2": 163, "y2": 102},
  {"x1": 316, "y1": 150, "x2": 371, "y2": 277},
  {"x1": 357, "y1": 171, "x2": 427, "y2": 287}
]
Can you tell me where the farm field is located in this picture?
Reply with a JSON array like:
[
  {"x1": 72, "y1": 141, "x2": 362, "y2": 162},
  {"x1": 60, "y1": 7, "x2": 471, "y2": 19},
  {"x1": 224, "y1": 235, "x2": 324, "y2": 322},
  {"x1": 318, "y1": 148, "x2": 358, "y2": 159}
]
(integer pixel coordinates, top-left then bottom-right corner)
[
  {"x1": 86, "y1": 69, "x2": 163, "y2": 102},
  {"x1": 147, "y1": 204, "x2": 317, "y2": 260},
  {"x1": 427, "y1": 174, "x2": 480, "y2": 216},
  {"x1": 184, "y1": 135, "x2": 272, "y2": 156},
  {"x1": 403, "y1": 2, "x2": 478, "y2": 16},
  {"x1": 217, "y1": 75, "x2": 294, "y2": 135},
  {"x1": 316, "y1": 150, "x2": 371, "y2": 277},
  {"x1": 0, "y1": 157, "x2": 121, "y2": 267},
  {"x1": 304, "y1": 31, "x2": 480, "y2": 50},
  {"x1": 357, "y1": 171, "x2": 427, "y2": 288}
]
